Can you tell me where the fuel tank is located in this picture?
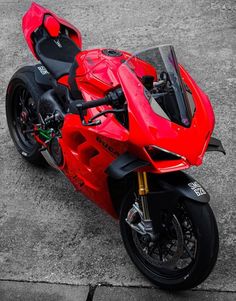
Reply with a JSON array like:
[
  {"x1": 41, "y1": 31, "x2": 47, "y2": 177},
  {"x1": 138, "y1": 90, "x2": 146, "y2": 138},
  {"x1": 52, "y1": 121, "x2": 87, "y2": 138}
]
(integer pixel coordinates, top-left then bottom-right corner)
[{"x1": 73, "y1": 48, "x2": 156, "y2": 96}]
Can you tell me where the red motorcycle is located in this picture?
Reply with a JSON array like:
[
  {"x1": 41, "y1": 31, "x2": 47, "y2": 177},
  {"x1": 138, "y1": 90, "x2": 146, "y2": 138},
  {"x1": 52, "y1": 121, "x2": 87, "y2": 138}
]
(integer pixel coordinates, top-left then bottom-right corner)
[{"x1": 6, "y1": 2, "x2": 225, "y2": 290}]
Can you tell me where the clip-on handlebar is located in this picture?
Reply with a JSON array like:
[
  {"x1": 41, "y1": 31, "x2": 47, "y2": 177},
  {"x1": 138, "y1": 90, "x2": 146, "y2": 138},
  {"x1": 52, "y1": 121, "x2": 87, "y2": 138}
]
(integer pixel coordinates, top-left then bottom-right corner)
[{"x1": 75, "y1": 88, "x2": 125, "y2": 126}]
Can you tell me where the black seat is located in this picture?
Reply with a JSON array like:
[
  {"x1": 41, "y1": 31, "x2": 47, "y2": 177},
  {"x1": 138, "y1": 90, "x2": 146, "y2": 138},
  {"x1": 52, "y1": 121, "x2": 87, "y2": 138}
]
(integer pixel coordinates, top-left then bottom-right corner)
[{"x1": 35, "y1": 34, "x2": 80, "y2": 79}]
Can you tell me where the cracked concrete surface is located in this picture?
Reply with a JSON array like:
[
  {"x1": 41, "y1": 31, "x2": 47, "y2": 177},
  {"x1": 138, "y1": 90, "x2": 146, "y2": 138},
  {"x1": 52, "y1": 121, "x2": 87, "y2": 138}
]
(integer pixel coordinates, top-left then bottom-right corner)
[{"x1": 0, "y1": 0, "x2": 235, "y2": 296}]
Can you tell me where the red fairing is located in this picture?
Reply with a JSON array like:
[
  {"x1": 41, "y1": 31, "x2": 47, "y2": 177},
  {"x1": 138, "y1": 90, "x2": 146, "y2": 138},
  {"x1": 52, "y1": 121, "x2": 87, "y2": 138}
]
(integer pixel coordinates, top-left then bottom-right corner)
[
  {"x1": 117, "y1": 63, "x2": 215, "y2": 171},
  {"x1": 59, "y1": 114, "x2": 129, "y2": 217},
  {"x1": 20, "y1": 4, "x2": 216, "y2": 217},
  {"x1": 72, "y1": 49, "x2": 156, "y2": 97},
  {"x1": 54, "y1": 57, "x2": 214, "y2": 217},
  {"x1": 22, "y1": 2, "x2": 82, "y2": 58}
]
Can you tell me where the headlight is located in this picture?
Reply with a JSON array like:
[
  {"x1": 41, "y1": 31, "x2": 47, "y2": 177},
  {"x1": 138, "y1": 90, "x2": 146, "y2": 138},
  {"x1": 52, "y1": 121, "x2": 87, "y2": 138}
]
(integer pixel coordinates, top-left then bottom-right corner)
[{"x1": 145, "y1": 145, "x2": 185, "y2": 161}]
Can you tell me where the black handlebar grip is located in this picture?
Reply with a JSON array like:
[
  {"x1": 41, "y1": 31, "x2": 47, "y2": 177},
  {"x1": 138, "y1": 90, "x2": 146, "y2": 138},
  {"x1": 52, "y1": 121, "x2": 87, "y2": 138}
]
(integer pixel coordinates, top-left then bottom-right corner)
[{"x1": 80, "y1": 97, "x2": 110, "y2": 110}]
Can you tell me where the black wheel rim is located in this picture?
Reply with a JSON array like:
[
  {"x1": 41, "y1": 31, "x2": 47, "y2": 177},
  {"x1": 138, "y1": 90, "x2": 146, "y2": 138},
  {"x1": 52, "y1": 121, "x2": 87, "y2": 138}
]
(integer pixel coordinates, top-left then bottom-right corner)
[
  {"x1": 128, "y1": 201, "x2": 197, "y2": 278},
  {"x1": 10, "y1": 84, "x2": 38, "y2": 152}
]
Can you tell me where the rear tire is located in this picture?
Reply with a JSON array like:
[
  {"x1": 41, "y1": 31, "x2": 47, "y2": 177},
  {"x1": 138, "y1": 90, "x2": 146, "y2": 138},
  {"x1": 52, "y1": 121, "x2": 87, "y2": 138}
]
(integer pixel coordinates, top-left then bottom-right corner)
[
  {"x1": 6, "y1": 66, "x2": 46, "y2": 166},
  {"x1": 120, "y1": 191, "x2": 219, "y2": 290}
]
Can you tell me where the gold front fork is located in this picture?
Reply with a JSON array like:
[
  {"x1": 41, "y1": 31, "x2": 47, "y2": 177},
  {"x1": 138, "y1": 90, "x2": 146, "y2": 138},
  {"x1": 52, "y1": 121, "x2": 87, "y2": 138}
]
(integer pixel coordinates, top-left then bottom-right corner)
[{"x1": 137, "y1": 172, "x2": 150, "y2": 220}]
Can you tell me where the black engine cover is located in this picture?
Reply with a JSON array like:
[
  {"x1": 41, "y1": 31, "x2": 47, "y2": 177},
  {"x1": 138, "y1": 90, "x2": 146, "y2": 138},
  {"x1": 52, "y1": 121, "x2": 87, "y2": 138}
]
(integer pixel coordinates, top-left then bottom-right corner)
[{"x1": 38, "y1": 89, "x2": 66, "y2": 119}]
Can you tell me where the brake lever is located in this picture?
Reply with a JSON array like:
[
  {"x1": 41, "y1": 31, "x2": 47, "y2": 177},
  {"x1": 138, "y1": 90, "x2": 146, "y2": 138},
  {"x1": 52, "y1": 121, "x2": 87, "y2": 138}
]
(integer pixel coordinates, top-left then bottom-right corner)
[
  {"x1": 88, "y1": 109, "x2": 125, "y2": 124},
  {"x1": 74, "y1": 88, "x2": 125, "y2": 126},
  {"x1": 82, "y1": 119, "x2": 101, "y2": 126},
  {"x1": 76, "y1": 103, "x2": 101, "y2": 126}
]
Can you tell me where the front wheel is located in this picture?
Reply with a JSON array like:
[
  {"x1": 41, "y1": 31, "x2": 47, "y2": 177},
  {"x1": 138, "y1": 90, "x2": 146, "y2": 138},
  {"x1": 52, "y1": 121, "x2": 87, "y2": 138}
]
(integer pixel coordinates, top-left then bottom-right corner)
[{"x1": 120, "y1": 193, "x2": 219, "y2": 290}]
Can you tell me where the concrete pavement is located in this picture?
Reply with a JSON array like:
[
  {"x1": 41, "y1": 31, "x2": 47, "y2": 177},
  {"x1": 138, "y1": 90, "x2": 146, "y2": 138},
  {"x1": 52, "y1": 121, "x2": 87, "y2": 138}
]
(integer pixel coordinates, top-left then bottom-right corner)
[
  {"x1": 0, "y1": 281, "x2": 89, "y2": 301},
  {"x1": 0, "y1": 0, "x2": 235, "y2": 299},
  {"x1": 0, "y1": 281, "x2": 236, "y2": 301}
]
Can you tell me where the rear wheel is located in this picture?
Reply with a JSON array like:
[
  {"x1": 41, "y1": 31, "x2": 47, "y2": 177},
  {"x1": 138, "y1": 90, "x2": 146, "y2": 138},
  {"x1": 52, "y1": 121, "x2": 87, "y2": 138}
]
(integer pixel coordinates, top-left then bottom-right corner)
[
  {"x1": 120, "y1": 191, "x2": 219, "y2": 290},
  {"x1": 6, "y1": 66, "x2": 46, "y2": 165}
]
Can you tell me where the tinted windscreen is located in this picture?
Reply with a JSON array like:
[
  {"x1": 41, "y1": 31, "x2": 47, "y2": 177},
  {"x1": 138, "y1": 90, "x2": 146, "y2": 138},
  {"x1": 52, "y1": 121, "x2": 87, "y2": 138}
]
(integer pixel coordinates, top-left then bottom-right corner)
[{"x1": 125, "y1": 45, "x2": 194, "y2": 127}]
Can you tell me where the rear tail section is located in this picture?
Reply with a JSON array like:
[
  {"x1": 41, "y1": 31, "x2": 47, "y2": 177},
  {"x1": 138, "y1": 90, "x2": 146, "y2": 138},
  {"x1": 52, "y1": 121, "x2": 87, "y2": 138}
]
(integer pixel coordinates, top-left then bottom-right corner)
[{"x1": 22, "y1": 2, "x2": 82, "y2": 59}]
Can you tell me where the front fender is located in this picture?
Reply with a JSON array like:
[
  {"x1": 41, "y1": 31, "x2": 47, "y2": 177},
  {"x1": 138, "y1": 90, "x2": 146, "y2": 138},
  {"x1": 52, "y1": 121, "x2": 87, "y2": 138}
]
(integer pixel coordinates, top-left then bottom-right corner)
[
  {"x1": 108, "y1": 169, "x2": 210, "y2": 217},
  {"x1": 149, "y1": 171, "x2": 210, "y2": 203},
  {"x1": 146, "y1": 172, "x2": 210, "y2": 232}
]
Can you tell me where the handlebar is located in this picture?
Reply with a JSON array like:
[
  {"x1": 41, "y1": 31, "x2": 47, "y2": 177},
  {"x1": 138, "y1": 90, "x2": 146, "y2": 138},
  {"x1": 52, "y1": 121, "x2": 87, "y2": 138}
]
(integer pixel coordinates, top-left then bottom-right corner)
[
  {"x1": 78, "y1": 96, "x2": 110, "y2": 110},
  {"x1": 74, "y1": 88, "x2": 125, "y2": 126}
]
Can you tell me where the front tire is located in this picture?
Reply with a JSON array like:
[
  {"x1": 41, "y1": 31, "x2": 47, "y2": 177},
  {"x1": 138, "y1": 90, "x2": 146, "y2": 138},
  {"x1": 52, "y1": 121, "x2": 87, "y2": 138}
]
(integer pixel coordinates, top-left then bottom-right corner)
[{"x1": 120, "y1": 192, "x2": 219, "y2": 290}]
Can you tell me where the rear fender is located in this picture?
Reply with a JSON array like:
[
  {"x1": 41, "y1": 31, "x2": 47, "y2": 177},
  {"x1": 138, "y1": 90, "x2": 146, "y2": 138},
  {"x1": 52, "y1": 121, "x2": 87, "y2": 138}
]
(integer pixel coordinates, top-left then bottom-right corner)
[{"x1": 34, "y1": 64, "x2": 52, "y2": 89}]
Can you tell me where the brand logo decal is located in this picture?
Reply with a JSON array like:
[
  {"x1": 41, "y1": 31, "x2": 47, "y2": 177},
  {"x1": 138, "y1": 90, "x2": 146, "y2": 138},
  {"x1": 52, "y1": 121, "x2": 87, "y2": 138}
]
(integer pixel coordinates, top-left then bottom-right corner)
[
  {"x1": 37, "y1": 66, "x2": 49, "y2": 75},
  {"x1": 53, "y1": 39, "x2": 62, "y2": 48},
  {"x1": 96, "y1": 136, "x2": 120, "y2": 157},
  {"x1": 188, "y1": 181, "x2": 206, "y2": 197}
]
